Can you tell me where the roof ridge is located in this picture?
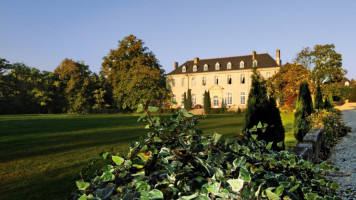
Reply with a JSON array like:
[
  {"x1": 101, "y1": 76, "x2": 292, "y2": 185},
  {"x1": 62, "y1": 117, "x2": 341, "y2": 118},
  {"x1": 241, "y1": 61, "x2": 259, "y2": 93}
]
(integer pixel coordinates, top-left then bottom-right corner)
[{"x1": 186, "y1": 53, "x2": 269, "y2": 61}]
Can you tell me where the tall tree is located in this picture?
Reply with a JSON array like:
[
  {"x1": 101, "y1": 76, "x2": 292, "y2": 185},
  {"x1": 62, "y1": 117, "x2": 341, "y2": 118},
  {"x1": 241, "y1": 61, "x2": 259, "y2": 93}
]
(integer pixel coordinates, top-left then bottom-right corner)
[
  {"x1": 101, "y1": 34, "x2": 168, "y2": 110},
  {"x1": 314, "y1": 84, "x2": 324, "y2": 110},
  {"x1": 187, "y1": 89, "x2": 192, "y2": 110},
  {"x1": 293, "y1": 82, "x2": 313, "y2": 142},
  {"x1": 244, "y1": 67, "x2": 285, "y2": 150},
  {"x1": 55, "y1": 59, "x2": 91, "y2": 113},
  {"x1": 267, "y1": 63, "x2": 312, "y2": 107},
  {"x1": 294, "y1": 44, "x2": 344, "y2": 96}
]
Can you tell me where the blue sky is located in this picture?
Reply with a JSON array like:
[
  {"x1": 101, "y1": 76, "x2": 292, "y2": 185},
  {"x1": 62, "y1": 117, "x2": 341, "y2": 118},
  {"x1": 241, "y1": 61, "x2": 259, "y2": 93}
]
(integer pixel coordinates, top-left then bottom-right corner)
[{"x1": 1, "y1": 0, "x2": 355, "y2": 79}]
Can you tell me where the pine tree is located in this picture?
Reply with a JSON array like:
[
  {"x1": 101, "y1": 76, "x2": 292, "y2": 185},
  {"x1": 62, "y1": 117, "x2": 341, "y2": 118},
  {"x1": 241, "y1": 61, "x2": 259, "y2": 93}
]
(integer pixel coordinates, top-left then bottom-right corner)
[
  {"x1": 244, "y1": 67, "x2": 285, "y2": 150},
  {"x1": 314, "y1": 84, "x2": 323, "y2": 110},
  {"x1": 349, "y1": 86, "x2": 356, "y2": 102},
  {"x1": 187, "y1": 89, "x2": 192, "y2": 110},
  {"x1": 183, "y1": 92, "x2": 188, "y2": 109},
  {"x1": 203, "y1": 90, "x2": 211, "y2": 113},
  {"x1": 293, "y1": 82, "x2": 313, "y2": 142},
  {"x1": 324, "y1": 95, "x2": 333, "y2": 109},
  {"x1": 207, "y1": 91, "x2": 211, "y2": 112}
]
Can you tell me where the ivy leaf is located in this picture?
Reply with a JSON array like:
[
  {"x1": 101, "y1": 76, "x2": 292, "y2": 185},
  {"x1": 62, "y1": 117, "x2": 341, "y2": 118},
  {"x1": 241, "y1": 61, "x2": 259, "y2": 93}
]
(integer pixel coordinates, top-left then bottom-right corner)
[
  {"x1": 148, "y1": 106, "x2": 159, "y2": 113},
  {"x1": 112, "y1": 155, "x2": 124, "y2": 165},
  {"x1": 178, "y1": 193, "x2": 198, "y2": 200},
  {"x1": 101, "y1": 152, "x2": 109, "y2": 160},
  {"x1": 288, "y1": 184, "x2": 299, "y2": 192},
  {"x1": 137, "y1": 104, "x2": 144, "y2": 113},
  {"x1": 305, "y1": 193, "x2": 319, "y2": 200},
  {"x1": 227, "y1": 178, "x2": 244, "y2": 192},
  {"x1": 257, "y1": 121, "x2": 263, "y2": 128},
  {"x1": 138, "y1": 152, "x2": 152, "y2": 162},
  {"x1": 181, "y1": 109, "x2": 193, "y2": 118},
  {"x1": 147, "y1": 189, "x2": 163, "y2": 199},
  {"x1": 265, "y1": 187, "x2": 280, "y2": 200},
  {"x1": 213, "y1": 133, "x2": 222, "y2": 144},
  {"x1": 266, "y1": 142, "x2": 273, "y2": 150},
  {"x1": 206, "y1": 182, "x2": 220, "y2": 195},
  {"x1": 233, "y1": 157, "x2": 246, "y2": 170},
  {"x1": 172, "y1": 100, "x2": 178, "y2": 105},
  {"x1": 195, "y1": 196, "x2": 210, "y2": 200},
  {"x1": 76, "y1": 179, "x2": 90, "y2": 191},
  {"x1": 100, "y1": 172, "x2": 115, "y2": 182},
  {"x1": 275, "y1": 186, "x2": 284, "y2": 195},
  {"x1": 214, "y1": 168, "x2": 225, "y2": 181},
  {"x1": 330, "y1": 181, "x2": 340, "y2": 191},
  {"x1": 95, "y1": 184, "x2": 115, "y2": 199},
  {"x1": 78, "y1": 194, "x2": 94, "y2": 200},
  {"x1": 154, "y1": 137, "x2": 162, "y2": 143},
  {"x1": 239, "y1": 168, "x2": 251, "y2": 182},
  {"x1": 277, "y1": 141, "x2": 284, "y2": 148}
]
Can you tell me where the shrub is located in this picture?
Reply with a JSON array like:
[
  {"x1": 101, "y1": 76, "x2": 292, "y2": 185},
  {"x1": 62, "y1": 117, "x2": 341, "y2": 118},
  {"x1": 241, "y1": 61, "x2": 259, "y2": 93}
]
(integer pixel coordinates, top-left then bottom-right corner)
[
  {"x1": 237, "y1": 107, "x2": 242, "y2": 114},
  {"x1": 183, "y1": 92, "x2": 188, "y2": 109},
  {"x1": 69, "y1": 106, "x2": 341, "y2": 200},
  {"x1": 244, "y1": 67, "x2": 285, "y2": 150},
  {"x1": 309, "y1": 109, "x2": 351, "y2": 159},
  {"x1": 324, "y1": 95, "x2": 333, "y2": 110},
  {"x1": 203, "y1": 90, "x2": 211, "y2": 114},
  {"x1": 293, "y1": 82, "x2": 313, "y2": 142},
  {"x1": 348, "y1": 86, "x2": 356, "y2": 102},
  {"x1": 314, "y1": 84, "x2": 324, "y2": 110},
  {"x1": 187, "y1": 89, "x2": 192, "y2": 110}
]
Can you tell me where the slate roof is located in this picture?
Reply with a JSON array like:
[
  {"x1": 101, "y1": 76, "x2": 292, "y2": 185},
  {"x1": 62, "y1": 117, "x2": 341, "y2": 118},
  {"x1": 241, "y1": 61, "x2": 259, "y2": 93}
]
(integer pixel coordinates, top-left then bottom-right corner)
[{"x1": 168, "y1": 53, "x2": 278, "y2": 75}]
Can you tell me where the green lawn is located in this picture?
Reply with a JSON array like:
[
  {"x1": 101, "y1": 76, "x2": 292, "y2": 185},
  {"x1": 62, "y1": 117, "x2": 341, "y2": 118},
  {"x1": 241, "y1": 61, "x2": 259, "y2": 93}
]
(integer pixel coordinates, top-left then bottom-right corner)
[{"x1": 0, "y1": 112, "x2": 295, "y2": 200}]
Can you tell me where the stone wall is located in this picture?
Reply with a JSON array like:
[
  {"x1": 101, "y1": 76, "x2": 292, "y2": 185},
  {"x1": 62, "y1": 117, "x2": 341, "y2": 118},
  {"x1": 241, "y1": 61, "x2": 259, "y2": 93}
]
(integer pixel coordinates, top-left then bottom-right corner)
[{"x1": 293, "y1": 126, "x2": 324, "y2": 163}]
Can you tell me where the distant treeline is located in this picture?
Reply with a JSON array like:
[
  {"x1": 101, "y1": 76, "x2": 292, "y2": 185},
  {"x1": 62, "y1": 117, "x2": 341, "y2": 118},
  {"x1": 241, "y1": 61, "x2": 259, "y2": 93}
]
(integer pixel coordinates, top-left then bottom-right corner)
[{"x1": 0, "y1": 35, "x2": 170, "y2": 114}]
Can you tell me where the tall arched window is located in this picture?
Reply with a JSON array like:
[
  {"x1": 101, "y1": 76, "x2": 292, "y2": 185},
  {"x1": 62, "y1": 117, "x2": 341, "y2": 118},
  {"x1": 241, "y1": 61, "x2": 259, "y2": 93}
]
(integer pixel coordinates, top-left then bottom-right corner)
[
  {"x1": 192, "y1": 94, "x2": 196, "y2": 106},
  {"x1": 215, "y1": 62, "x2": 220, "y2": 70},
  {"x1": 240, "y1": 61, "x2": 244, "y2": 68},
  {"x1": 182, "y1": 66, "x2": 186, "y2": 72},
  {"x1": 227, "y1": 93, "x2": 232, "y2": 105},
  {"x1": 213, "y1": 96, "x2": 219, "y2": 108},
  {"x1": 193, "y1": 65, "x2": 197, "y2": 72},
  {"x1": 227, "y1": 62, "x2": 232, "y2": 69},
  {"x1": 204, "y1": 64, "x2": 208, "y2": 71}
]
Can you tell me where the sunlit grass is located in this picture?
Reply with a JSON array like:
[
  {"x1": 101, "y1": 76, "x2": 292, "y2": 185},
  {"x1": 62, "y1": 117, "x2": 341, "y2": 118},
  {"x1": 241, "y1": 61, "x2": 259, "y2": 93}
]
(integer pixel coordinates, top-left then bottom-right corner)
[{"x1": 0, "y1": 112, "x2": 295, "y2": 200}]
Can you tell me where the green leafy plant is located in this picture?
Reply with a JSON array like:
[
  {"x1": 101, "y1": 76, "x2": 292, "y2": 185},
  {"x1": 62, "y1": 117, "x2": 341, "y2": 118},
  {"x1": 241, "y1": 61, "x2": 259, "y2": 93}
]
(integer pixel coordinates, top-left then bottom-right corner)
[
  {"x1": 69, "y1": 104, "x2": 341, "y2": 200},
  {"x1": 294, "y1": 82, "x2": 313, "y2": 142}
]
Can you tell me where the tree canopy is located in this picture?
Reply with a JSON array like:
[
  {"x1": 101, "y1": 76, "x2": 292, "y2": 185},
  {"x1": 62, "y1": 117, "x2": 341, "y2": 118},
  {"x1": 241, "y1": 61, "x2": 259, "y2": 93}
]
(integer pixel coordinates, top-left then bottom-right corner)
[{"x1": 101, "y1": 34, "x2": 168, "y2": 110}]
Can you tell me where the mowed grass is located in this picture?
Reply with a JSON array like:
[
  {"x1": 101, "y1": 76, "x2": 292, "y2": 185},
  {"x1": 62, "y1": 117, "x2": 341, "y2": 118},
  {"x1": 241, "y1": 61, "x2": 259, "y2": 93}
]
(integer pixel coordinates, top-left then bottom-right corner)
[{"x1": 0, "y1": 112, "x2": 295, "y2": 200}]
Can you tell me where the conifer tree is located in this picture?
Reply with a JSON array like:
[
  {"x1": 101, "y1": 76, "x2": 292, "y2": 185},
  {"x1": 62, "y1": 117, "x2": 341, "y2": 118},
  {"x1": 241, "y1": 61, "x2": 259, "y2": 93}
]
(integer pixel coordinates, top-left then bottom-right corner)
[
  {"x1": 203, "y1": 90, "x2": 211, "y2": 113},
  {"x1": 314, "y1": 84, "x2": 323, "y2": 110},
  {"x1": 187, "y1": 89, "x2": 192, "y2": 110},
  {"x1": 324, "y1": 95, "x2": 333, "y2": 109},
  {"x1": 244, "y1": 67, "x2": 285, "y2": 150},
  {"x1": 207, "y1": 91, "x2": 211, "y2": 112},
  {"x1": 349, "y1": 86, "x2": 356, "y2": 102},
  {"x1": 183, "y1": 92, "x2": 188, "y2": 109},
  {"x1": 293, "y1": 82, "x2": 313, "y2": 142}
]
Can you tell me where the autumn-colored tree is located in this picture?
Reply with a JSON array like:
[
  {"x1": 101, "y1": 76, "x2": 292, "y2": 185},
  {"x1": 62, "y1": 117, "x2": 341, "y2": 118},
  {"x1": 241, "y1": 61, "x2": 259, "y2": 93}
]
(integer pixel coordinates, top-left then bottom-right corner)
[
  {"x1": 55, "y1": 59, "x2": 91, "y2": 113},
  {"x1": 90, "y1": 73, "x2": 109, "y2": 110},
  {"x1": 101, "y1": 35, "x2": 168, "y2": 110},
  {"x1": 267, "y1": 63, "x2": 312, "y2": 107}
]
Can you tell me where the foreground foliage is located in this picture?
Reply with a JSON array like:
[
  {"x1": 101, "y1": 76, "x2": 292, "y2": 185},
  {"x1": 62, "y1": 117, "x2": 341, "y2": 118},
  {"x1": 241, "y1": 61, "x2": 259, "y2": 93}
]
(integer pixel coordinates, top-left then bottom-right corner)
[{"x1": 69, "y1": 105, "x2": 341, "y2": 200}]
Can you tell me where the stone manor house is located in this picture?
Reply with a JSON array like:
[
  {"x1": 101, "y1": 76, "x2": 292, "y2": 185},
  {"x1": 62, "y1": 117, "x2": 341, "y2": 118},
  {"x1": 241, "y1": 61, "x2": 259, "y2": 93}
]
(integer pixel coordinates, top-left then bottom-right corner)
[{"x1": 166, "y1": 50, "x2": 282, "y2": 110}]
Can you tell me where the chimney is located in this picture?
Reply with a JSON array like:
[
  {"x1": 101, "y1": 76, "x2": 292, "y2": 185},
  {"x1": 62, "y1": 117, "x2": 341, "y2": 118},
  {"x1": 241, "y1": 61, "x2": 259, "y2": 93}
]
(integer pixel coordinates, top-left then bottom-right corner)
[
  {"x1": 174, "y1": 62, "x2": 178, "y2": 70},
  {"x1": 194, "y1": 57, "x2": 199, "y2": 64},
  {"x1": 252, "y1": 51, "x2": 256, "y2": 60},
  {"x1": 276, "y1": 49, "x2": 281, "y2": 66}
]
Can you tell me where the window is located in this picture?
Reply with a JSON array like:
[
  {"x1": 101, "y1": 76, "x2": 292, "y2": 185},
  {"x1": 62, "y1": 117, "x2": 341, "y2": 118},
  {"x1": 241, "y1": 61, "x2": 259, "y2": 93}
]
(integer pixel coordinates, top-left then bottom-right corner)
[
  {"x1": 192, "y1": 77, "x2": 196, "y2": 86},
  {"x1": 227, "y1": 62, "x2": 232, "y2": 69},
  {"x1": 202, "y1": 76, "x2": 206, "y2": 86},
  {"x1": 213, "y1": 96, "x2": 219, "y2": 108},
  {"x1": 182, "y1": 78, "x2": 185, "y2": 86},
  {"x1": 240, "y1": 92, "x2": 246, "y2": 105},
  {"x1": 266, "y1": 72, "x2": 271, "y2": 79},
  {"x1": 345, "y1": 81, "x2": 350, "y2": 86},
  {"x1": 214, "y1": 76, "x2": 219, "y2": 85},
  {"x1": 227, "y1": 75, "x2": 232, "y2": 84},
  {"x1": 181, "y1": 94, "x2": 185, "y2": 108},
  {"x1": 192, "y1": 94, "x2": 196, "y2": 106},
  {"x1": 202, "y1": 94, "x2": 205, "y2": 106},
  {"x1": 182, "y1": 66, "x2": 186, "y2": 72},
  {"x1": 172, "y1": 94, "x2": 176, "y2": 102},
  {"x1": 240, "y1": 61, "x2": 244, "y2": 68},
  {"x1": 215, "y1": 62, "x2": 220, "y2": 70},
  {"x1": 253, "y1": 60, "x2": 258, "y2": 67},
  {"x1": 240, "y1": 74, "x2": 245, "y2": 84},
  {"x1": 227, "y1": 92, "x2": 232, "y2": 105},
  {"x1": 193, "y1": 65, "x2": 197, "y2": 72},
  {"x1": 172, "y1": 79, "x2": 175, "y2": 87},
  {"x1": 204, "y1": 64, "x2": 208, "y2": 71}
]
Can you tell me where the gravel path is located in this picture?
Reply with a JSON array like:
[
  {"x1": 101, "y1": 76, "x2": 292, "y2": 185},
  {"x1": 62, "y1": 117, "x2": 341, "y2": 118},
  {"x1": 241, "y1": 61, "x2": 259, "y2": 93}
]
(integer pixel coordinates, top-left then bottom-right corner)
[{"x1": 327, "y1": 103, "x2": 356, "y2": 199}]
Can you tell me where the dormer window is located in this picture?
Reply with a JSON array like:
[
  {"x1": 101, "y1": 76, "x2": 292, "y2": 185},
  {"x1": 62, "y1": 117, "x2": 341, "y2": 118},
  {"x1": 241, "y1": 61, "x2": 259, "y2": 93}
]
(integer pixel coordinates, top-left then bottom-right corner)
[
  {"x1": 240, "y1": 61, "x2": 244, "y2": 68},
  {"x1": 204, "y1": 64, "x2": 208, "y2": 71},
  {"x1": 215, "y1": 62, "x2": 220, "y2": 70},
  {"x1": 253, "y1": 60, "x2": 258, "y2": 67},
  {"x1": 227, "y1": 62, "x2": 232, "y2": 69},
  {"x1": 182, "y1": 66, "x2": 186, "y2": 72},
  {"x1": 193, "y1": 65, "x2": 197, "y2": 72}
]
